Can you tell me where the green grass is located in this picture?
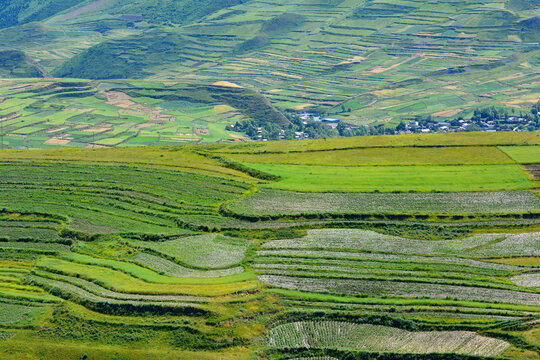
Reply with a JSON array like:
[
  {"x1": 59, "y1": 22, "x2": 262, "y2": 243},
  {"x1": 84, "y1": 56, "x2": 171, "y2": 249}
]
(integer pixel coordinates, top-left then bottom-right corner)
[
  {"x1": 208, "y1": 132, "x2": 540, "y2": 154},
  {"x1": 225, "y1": 146, "x2": 515, "y2": 166},
  {"x1": 0, "y1": 302, "x2": 47, "y2": 325},
  {"x1": 241, "y1": 163, "x2": 533, "y2": 192},
  {"x1": 0, "y1": 335, "x2": 252, "y2": 360},
  {"x1": 60, "y1": 253, "x2": 252, "y2": 284},
  {"x1": 500, "y1": 146, "x2": 540, "y2": 163},
  {"x1": 35, "y1": 257, "x2": 259, "y2": 296}
]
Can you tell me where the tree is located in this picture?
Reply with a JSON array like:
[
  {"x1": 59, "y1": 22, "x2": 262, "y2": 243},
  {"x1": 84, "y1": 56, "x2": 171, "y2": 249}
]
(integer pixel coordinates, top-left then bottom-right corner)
[
  {"x1": 284, "y1": 129, "x2": 295, "y2": 140},
  {"x1": 337, "y1": 122, "x2": 346, "y2": 136}
]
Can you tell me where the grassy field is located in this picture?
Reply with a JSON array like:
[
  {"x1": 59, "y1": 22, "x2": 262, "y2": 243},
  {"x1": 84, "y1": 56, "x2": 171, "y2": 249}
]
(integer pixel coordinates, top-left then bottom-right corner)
[
  {"x1": 500, "y1": 146, "x2": 540, "y2": 163},
  {"x1": 225, "y1": 146, "x2": 516, "y2": 166},
  {"x1": 240, "y1": 163, "x2": 533, "y2": 192},
  {"x1": 210, "y1": 132, "x2": 540, "y2": 153},
  {"x1": 0, "y1": 131, "x2": 538, "y2": 359}
]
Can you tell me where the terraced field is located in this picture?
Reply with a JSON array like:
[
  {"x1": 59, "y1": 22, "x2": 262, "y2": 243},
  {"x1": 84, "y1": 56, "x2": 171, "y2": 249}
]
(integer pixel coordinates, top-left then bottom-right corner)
[
  {"x1": 0, "y1": 80, "x2": 282, "y2": 148},
  {"x1": 0, "y1": 132, "x2": 538, "y2": 359},
  {"x1": 0, "y1": 0, "x2": 537, "y2": 145},
  {"x1": 268, "y1": 321, "x2": 510, "y2": 356},
  {"x1": 228, "y1": 189, "x2": 540, "y2": 218}
]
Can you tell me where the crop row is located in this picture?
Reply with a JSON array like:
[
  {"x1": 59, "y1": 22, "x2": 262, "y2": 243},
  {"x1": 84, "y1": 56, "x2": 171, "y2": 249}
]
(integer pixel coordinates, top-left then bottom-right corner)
[
  {"x1": 34, "y1": 256, "x2": 259, "y2": 296},
  {"x1": 261, "y1": 229, "x2": 540, "y2": 259},
  {"x1": 26, "y1": 275, "x2": 209, "y2": 316},
  {"x1": 31, "y1": 270, "x2": 208, "y2": 303},
  {"x1": 128, "y1": 234, "x2": 248, "y2": 269},
  {"x1": 228, "y1": 189, "x2": 540, "y2": 218},
  {"x1": 281, "y1": 300, "x2": 522, "y2": 322},
  {"x1": 267, "y1": 321, "x2": 510, "y2": 356},
  {"x1": 0, "y1": 242, "x2": 71, "y2": 253},
  {"x1": 0, "y1": 162, "x2": 249, "y2": 234},
  {"x1": 132, "y1": 253, "x2": 245, "y2": 278},
  {"x1": 254, "y1": 265, "x2": 521, "y2": 291},
  {"x1": 256, "y1": 250, "x2": 520, "y2": 272},
  {"x1": 259, "y1": 275, "x2": 540, "y2": 306}
]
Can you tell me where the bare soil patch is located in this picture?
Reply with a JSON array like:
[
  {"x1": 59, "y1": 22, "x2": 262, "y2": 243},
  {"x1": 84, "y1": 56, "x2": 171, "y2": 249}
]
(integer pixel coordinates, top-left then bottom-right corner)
[
  {"x1": 0, "y1": 113, "x2": 21, "y2": 121},
  {"x1": 45, "y1": 138, "x2": 71, "y2": 145},
  {"x1": 106, "y1": 91, "x2": 175, "y2": 122},
  {"x1": 432, "y1": 109, "x2": 463, "y2": 117},
  {"x1": 195, "y1": 128, "x2": 211, "y2": 135},
  {"x1": 271, "y1": 72, "x2": 303, "y2": 79},
  {"x1": 213, "y1": 81, "x2": 243, "y2": 88},
  {"x1": 365, "y1": 54, "x2": 424, "y2": 74},
  {"x1": 60, "y1": 0, "x2": 109, "y2": 21}
]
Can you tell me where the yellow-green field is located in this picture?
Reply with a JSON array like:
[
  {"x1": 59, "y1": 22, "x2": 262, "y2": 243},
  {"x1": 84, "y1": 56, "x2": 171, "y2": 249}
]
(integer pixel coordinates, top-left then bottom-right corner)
[{"x1": 240, "y1": 163, "x2": 532, "y2": 192}]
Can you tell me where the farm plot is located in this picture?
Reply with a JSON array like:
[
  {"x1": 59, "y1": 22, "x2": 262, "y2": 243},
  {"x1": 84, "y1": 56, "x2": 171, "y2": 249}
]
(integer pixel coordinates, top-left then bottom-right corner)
[
  {"x1": 128, "y1": 234, "x2": 248, "y2": 269},
  {"x1": 0, "y1": 226, "x2": 61, "y2": 241},
  {"x1": 26, "y1": 275, "x2": 207, "y2": 315},
  {"x1": 32, "y1": 270, "x2": 207, "y2": 303},
  {"x1": 208, "y1": 133, "x2": 540, "y2": 155},
  {"x1": 0, "y1": 302, "x2": 47, "y2": 325},
  {"x1": 58, "y1": 253, "x2": 252, "y2": 284},
  {"x1": 0, "y1": 80, "x2": 255, "y2": 149},
  {"x1": 34, "y1": 257, "x2": 258, "y2": 296},
  {"x1": 261, "y1": 229, "x2": 540, "y2": 258},
  {"x1": 228, "y1": 189, "x2": 540, "y2": 217},
  {"x1": 224, "y1": 146, "x2": 514, "y2": 166},
  {"x1": 499, "y1": 146, "x2": 540, "y2": 164},
  {"x1": 259, "y1": 275, "x2": 540, "y2": 305},
  {"x1": 132, "y1": 253, "x2": 244, "y2": 278},
  {"x1": 0, "y1": 161, "x2": 249, "y2": 234},
  {"x1": 511, "y1": 273, "x2": 540, "y2": 288},
  {"x1": 257, "y1": 249, "x2": 522, "y2": 272},
  {"x1": 0, "y1": 242, "x2": 71, "y2": 253},
  {"x1": 255, "y1": 245, "x2": 527, "y2": 295},
  {"x1": 267, "y1": 321, "x2": 510, "y2": 356},
  {"x1": 239, "y1": 163, "x2": 533, "y2": 192},
  {"x1": 0, "y1": 145, "x2": 254, "y2": 181}
]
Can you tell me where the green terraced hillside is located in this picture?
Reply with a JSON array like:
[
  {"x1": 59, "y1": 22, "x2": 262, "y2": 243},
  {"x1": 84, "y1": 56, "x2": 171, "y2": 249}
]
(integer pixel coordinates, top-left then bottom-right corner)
[
  {"x1": 0, "y1": 0, "x2": 537, "y2": 132},
  {"x1": 0, "y1": 132, "x2": 538, "y2": 359},
  {"x1": 0, "y1": 79, "x2": 286, "y2": 148}
]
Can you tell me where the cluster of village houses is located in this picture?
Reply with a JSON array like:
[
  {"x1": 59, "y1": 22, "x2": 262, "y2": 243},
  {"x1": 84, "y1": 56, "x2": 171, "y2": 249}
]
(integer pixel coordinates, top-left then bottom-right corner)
[
  {"x1": 247, "y1": 112, "x2": 536, "y2": 141},
  {"x1": 395, "y1": 116, "x2": 533, "y2": 134},
  {"x1": 298, "y1": 112, "x2": 536, "y2": 136}
]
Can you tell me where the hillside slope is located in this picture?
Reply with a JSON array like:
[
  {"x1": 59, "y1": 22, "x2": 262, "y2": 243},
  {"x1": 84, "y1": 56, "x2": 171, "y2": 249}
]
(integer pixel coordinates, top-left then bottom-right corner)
[{"x1": 0, "y1": 0, "x2": 538, "y2": 127}]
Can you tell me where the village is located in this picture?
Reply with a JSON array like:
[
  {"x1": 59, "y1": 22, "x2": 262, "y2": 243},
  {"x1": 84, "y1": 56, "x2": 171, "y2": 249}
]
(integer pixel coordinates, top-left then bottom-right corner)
[{"x1": 229, "y1": 103, "x2": 540, "y2": 142}]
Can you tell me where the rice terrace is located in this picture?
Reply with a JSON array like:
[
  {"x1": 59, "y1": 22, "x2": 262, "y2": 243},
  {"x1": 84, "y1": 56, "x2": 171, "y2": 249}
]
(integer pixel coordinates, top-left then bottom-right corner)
[{"x1": 0, "y1": 0, "x2": 539, "y2": 359}]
